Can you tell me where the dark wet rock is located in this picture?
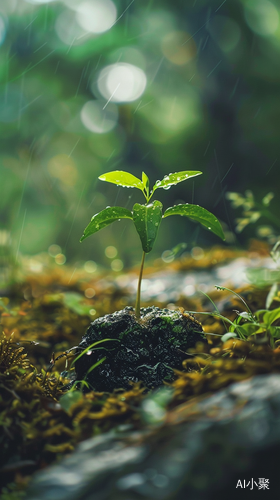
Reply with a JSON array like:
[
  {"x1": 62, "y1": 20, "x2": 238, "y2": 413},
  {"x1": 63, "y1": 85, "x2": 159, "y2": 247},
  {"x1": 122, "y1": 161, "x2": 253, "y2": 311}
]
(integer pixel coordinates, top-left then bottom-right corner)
[
  {"x1": 26, "y1": 374, "x2": 280, "y2": 500},
  {"x1": 73, "y1": 306, "x2": 204, "y2": 392}
]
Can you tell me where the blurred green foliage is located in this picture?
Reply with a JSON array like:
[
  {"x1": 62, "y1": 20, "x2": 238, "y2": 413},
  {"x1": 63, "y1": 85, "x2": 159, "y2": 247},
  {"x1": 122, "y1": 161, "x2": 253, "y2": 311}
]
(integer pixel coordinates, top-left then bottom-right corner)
[{"x1": 1, "y1": 0, "x2": 280, "y2": 269}]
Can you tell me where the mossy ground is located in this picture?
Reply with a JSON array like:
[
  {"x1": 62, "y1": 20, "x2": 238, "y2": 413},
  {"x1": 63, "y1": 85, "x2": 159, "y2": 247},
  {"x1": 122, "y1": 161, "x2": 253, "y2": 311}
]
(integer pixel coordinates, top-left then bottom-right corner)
[{"x1": 1, "y1": 245, "x2": 279, "y2": 497}]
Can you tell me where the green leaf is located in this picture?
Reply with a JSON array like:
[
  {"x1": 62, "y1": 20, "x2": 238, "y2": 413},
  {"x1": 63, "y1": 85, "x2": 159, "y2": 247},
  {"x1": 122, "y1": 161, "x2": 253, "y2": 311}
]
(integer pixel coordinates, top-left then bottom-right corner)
[
  {"x1": 269, "y1": 326, "x2": 280, "y2": 338},
  {"x1": 142, "y1": 171, "x2": 149, "y2": 192},
  {"x1": 254, "y1": 309, "x2": 267, "y2": 320},
  {"x1": 266, "y1": 283, "x2": 279, "y2": 309},
  {"x1": 0, "y1": 297, "x2": 10, "y2": 313},
  {"x1": 221, "y1": 332, "x2": 237, "y2": 342},
  {"x1": 163, "y1": 204, "x2": 225, "y2": 240},
  {"x1": 262, "y1": 192, "x2": 274, "y2": 206},
  {"x1": 133, "y1": 200, "x2": 163, "y2": 253},
  {"x1": 271, "y1": 240, "x2": 280, "y2": 265},
  {"x1": 263, "y1": 307, "x2": 280, "y2": 327},
  {"x1": 60, "y1": 391, "x2": 82, "y2": 413},
  {"x1": 253, "y1": 327, "x2": 266, "y2": 334},
  {"x1": 246, "y1": 268, "x2": 280, "y2": 286},
  {"x1": 152, "y1": 171, "x2": 202, "y2": 192},
  {"x1": 80, "y1": 206, "x2": 133, "y2": 242},
  {"x1": 238, "y1": 311, "x2": 252, "y2": 320},
  {"x1": 63, "y1": 292, "x2": 92, "y2": 316},
  {"x1": 236, "y1": 323, "x2": 260, "y2": 337},
  {"x1": 99, "y1": 170, "x2": 144, "y2": 191},
  {"x1": 141, "y1": 387, "x2": 174, "y2": 425}
]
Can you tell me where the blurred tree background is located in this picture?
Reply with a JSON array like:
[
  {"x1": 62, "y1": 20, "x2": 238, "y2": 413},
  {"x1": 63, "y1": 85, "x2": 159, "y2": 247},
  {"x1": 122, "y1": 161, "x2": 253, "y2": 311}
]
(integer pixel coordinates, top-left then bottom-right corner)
[{"x1": 1, "y1": 0, "x2": 280, "y2": 271}]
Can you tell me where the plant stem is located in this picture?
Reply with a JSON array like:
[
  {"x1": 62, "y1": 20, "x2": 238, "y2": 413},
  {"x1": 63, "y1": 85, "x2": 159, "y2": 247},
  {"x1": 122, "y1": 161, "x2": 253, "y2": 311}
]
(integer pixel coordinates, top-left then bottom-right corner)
[{"x1": 135, "y1": 251, "x2": 146, "y2": 318}]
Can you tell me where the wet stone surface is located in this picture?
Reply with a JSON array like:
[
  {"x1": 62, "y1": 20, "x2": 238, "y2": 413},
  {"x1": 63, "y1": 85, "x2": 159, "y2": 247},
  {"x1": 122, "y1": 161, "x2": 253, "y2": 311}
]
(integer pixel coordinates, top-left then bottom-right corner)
[
  {"x1": 26, "y1": 374, "x2": 280, "y2": 500},
  {"x1": 73, "y1": 306, "x2": 204, "y2": 392}
]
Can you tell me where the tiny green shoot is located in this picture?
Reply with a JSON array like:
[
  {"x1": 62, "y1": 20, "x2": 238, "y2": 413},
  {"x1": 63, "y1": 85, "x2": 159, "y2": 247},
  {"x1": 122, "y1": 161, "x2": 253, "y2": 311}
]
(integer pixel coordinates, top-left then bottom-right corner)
[
  {"x1": 191, "y1": 286, "x2": 280, "y2": 348},
  {"x1": 80, "y1": 170, "x2": 225, "y2": 318},
  {"x1": 70, "y1": 338, "x2": 120, "y2": 368}
]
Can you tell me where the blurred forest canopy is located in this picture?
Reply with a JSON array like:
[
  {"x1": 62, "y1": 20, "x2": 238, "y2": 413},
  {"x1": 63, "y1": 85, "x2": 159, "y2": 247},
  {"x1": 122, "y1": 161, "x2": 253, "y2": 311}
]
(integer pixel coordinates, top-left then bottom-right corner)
[{"x1": 0, "y1": 0, "x2": 280, "y2": 268}]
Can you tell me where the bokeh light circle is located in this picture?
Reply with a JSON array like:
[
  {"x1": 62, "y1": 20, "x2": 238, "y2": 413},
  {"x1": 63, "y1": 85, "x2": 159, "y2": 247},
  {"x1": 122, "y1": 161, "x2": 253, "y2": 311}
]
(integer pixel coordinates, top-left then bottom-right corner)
[
  {"x1": 97, "y1": 63, "x2": 147, "y2": 103},
  {"x1": 47, "y1": 155, "x2": 78, "y2": 187},
  {"x1": 55, "y1": 9, "x2": 87, "y2": 45},
  {"x1": 161, "y1": 31, "x2": 196, "y2": 65},
  {"x1": 0, "y1": 0, "x2": 17, "y2": 14},
  {"x1": 244, "y1": 0, "x2": 279, "y2": 36},
  {"x1": 25, "y1": 0, "x2": 56, "y2": 4},
  {"x1": 81, "y1": 100, "x2": 118, "y2": 134},
  {"x1": 76, "y1": 0, "x2": 117, "y2": 34},
  {"x1": 0, "y1": 16, "x2": 6, "y2": 46}
]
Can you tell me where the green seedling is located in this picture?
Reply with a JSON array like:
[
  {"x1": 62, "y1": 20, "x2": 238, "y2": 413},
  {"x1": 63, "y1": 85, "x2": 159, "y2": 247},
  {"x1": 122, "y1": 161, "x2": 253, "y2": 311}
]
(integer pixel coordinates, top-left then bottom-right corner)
[
  {"x1": 191, "y1": 286, "x2": 280, "y2": 348},
  {"x1": 227, "y1": 190, "x2": 280, "y2": 307},
  {"x1": 226, "y1": 189, "x2": 279, "y2": 235},
  {"x1": 80, "y1": 170, "x2": 225, "y2": 318}
]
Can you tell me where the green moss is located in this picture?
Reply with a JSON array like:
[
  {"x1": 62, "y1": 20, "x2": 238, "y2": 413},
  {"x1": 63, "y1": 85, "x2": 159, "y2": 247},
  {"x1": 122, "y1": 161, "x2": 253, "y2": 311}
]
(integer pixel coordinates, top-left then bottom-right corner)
[
  {"x1": 173, "y1": 326, "x2": 184, "y2": 334},
  {"x1": 1, "y1": 483, "x2": 27, "y2": 500}
]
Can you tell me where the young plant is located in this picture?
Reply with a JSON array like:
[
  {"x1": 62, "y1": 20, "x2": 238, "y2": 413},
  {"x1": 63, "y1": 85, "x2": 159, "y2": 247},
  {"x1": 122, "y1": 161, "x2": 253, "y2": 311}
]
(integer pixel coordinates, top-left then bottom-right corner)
[
  {"x1": 226, "y1": 189, "x2": 279, "y2": 238},
  {"x1": 80, "y1": 170, "x2": 225, "y2": 318},
  {"x1": 191, "y1": 286, "x2": 280, "y2": 348},
  {"x1": 226, "y1": 190, "x2": 280, "y2": 307}
]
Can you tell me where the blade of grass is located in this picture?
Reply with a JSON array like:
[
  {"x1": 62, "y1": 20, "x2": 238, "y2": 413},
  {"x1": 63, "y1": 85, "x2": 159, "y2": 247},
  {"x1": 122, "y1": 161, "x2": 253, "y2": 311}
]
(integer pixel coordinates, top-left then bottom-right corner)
[
  {"x1": 84, "y1": 356, "x2": 107, "y2": 377},
  {"x1": 70, "y1": 338, "x2": 120, "y2": 368},
  {"x1": 198, "y1": 289, "x2": 228, "y2": 332},
  {"x1": 215, "y1": 285, "x2": 255, "y2": 320}
]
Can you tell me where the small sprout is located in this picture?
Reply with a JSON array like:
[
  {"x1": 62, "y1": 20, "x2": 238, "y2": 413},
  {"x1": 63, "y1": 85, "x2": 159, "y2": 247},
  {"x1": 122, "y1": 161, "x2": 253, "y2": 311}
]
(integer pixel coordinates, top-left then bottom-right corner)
[
  {"x1": 80, "y1": 170, "x2": 225, "y2": 318},
  {"x1": 193, "y1": 286, "x2": 280, "y2": 348},
  {"x1": 227, "y1": 189, "x2": 279, "y2": 239}
]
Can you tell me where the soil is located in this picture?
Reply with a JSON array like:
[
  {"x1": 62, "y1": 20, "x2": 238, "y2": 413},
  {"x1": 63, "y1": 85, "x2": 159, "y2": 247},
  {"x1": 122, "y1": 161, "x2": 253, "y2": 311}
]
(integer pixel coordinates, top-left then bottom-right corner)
[{"x1": 73, "y1": 306, "x2": 204, "y2": 391}]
